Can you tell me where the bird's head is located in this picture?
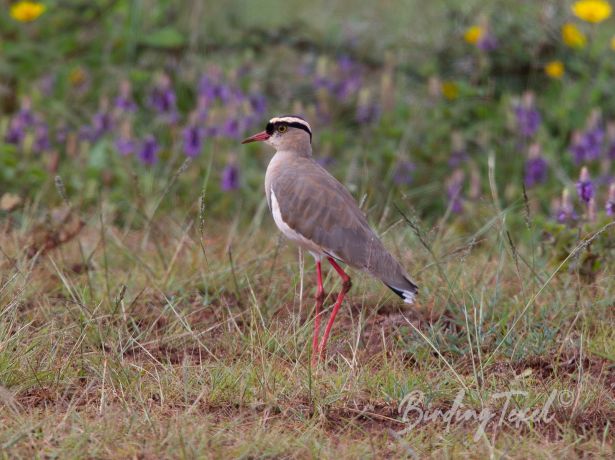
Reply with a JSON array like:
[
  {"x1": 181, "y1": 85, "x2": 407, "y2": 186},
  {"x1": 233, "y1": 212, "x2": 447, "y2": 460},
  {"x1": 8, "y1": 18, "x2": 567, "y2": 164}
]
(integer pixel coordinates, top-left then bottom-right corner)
[{"x1": 242, "y1": 115, "x2": 312, "y2": 155}]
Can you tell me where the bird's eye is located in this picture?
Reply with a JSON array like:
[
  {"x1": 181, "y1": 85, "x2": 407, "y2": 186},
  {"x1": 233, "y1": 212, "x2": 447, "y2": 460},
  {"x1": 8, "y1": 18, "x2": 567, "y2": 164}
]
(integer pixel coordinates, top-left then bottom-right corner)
[{"x1": 277, "y1": 125, "x2": 287, "y2": 133}]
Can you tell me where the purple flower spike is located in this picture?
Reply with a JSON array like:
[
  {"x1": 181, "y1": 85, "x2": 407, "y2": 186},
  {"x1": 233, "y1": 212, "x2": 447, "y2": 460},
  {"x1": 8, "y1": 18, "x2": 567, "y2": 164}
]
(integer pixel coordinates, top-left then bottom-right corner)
[
  {"x1": 514, "y1": 92, "x2": 540, "y2": 138},
  {"x1": 221, "y1": 118, "x2": 241, "y2": 140},
  {"x1": 115, "y1": 80, "x2": 137, "y2": 113},
  {"x1": 524, "y1": 157, "x2": 548, "y2": 187},
  {"x1": 576, "y1": 167, "x2": 594, "y2": 204},
  {"x1": 249, "y1": 93, "x2": 267, "y2": 115},
  {"x1": 477, "y1": 34, "x2": 498, "y2": 52},
  {"x1": 448, "y1": 132, "x2": 468, "y2": 167},
  {"x1": 448, "y1": 149, "x2": 468, "y2": 167},
  {"x1": 4, "y1": 117, "x2": 25, "y2": 146},
  {"x1": 115, "y1": 137, "x2": 135, "y2": 156},
  {"x1": 515, "y1": 107, "x2": 540, "y2": 138},
  {"x1": 33, "y1": 122, "x2": 50, "y2": 153},
  {"x1": 446, "y1": 170, "x2": 465, "y2": 214},
  {"x1": 92, "y1": 111, "x2": 113, "y2": 140},
  {"x1": 183, "y1": 124, "x2": 205, "y2": 158},
  {"x1": 356, "y1": 103, "x2": 380, "y2": 124},
  {"x1": 606, "y1": 184, "x2": 615, "y2": 217},
  {"x1": 16, "y1": 97, "x2": 34, "y2": 127},
  {"x1": 221, "y1": 162, "x2": 239, "y2": 191},
  {"x1": 115, "y1": 121, "x2": 135, "y2": 156},
  {"x1": 138, "y1": 135, "x2": 159, "y2": 165},
  {"x1": 524, "y1": 144, "x2": 548, "y2": 187},
  {"x1": 393, "y1": 161, "x2": 416, "y2": 185},
  {"x1": 149, "y1": 75, "x2": 177, "y2": 123},
  {"x1": 570, "y1": 114, "x2": 605, "y2": 163}
]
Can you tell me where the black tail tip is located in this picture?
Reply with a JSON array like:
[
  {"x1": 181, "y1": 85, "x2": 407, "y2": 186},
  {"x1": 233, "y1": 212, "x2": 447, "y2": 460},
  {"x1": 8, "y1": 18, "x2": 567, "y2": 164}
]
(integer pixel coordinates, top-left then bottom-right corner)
[{"x1": 386, "y1": 279, "x2": 418, "y2": 304}]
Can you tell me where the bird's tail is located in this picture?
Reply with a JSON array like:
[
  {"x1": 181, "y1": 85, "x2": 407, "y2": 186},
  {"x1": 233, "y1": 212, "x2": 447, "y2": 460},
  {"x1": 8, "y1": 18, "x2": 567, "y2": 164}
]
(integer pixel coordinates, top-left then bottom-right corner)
[{"x1": 385, "y1": 276, "x2": 418, "y2": 304}]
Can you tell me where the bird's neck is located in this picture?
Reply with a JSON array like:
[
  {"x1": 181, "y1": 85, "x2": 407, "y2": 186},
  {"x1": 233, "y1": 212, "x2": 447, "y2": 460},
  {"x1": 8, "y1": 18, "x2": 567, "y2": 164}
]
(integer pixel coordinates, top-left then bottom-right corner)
[{"x1": 274, "y1": 145, "x2": 312, "y2": 158}]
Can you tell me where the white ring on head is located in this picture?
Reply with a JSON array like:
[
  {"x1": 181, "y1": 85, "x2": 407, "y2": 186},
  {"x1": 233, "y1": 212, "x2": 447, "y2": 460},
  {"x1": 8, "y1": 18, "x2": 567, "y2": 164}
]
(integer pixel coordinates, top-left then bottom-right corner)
[{"x1": 268, "y1": 116, "x2": 312, "y2": 133}]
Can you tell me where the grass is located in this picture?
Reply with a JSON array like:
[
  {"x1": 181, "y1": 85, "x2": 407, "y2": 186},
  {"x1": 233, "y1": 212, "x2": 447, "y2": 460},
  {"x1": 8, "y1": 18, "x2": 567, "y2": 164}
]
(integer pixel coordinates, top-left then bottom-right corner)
[{"x1": 0, "y1": 180, "x2": 613, "y2": 459}]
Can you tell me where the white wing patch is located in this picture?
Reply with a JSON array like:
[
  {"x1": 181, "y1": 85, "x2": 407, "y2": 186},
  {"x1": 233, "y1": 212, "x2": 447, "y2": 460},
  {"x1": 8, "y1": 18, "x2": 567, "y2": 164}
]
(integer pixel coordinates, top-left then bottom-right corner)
[
  {"x1": 270, "y1": 189, "x2": 324, "y2": 259},
  {"x1": 401, "y1": 290, "x2": 416, "y2": 304}
]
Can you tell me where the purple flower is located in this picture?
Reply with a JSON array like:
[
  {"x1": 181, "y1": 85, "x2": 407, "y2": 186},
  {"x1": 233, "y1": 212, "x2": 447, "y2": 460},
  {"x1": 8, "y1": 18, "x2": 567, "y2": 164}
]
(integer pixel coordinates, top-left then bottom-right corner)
[
  {"x1": 524, "y1": 157, "x2": 548, "y2": 187},
  {"x1": 182, "y1": 124, "x2": 205, "y2": 158},
  {"x1": 115, "y1": 81, "x2": 137, "y2": 113},
  {"x1": 334, "y1": 75, "x2": 362, "y2": 101},
  {"x1": 78, "y1": 125, "x2": 95, "y2": 142},
  {"x1": 448, "y1": 132, "x2": 468, "y2": 167},
  {"x1": 115, "y1": 137, "x2": 135, "y2": 156},
  {"x1": 606, "y1": 184, "x2": 615, "y2": 217},
  {"x1": 355, "y1": 103, "x2": 380, "y2": 124},
  {"x1": 149, "y1": 75, "x2": 178, "y2": 123},
  {"x1": 115, "y1": 121, "x2": 135, "y2": 156},
  {"x1": 570, "y1": 126, "x2": 604, "y2": 163},
  {"x1": 314, "y1": 76, "x2": 336, "y2": 91},
  {"x1": 56, "y1": 124, "x2": 68, "y2": 144},
  {"x1": 92, "y1": 111, "x2": 113, "y2": 140},
  {"x1": 220, "y1": 118, "x2": 241, "y2": 139},
  {"x1": 33, "y1": 122, "x2": 50, "y2": 153},
  {"x1": 448, "y1": 149, "x2": 468, "y2": 167},
  {"x1": 576, "y1": 167, "x2": 594, "y2": 204},
  {"x1": 198, "y1": 74, "x2": 216, "y2": 102},
  {"x1": 477, "y1": 33, "x2": 498, "y2": 51},
  {"x1": 221, "y1": 163, "x2": 239, "y2": 191},
  {"x1": 249, "y1": 93, "x2": 267, "y2": 115},
  {"x1": 515, "y1": 106, "x2": 541, "y2": 138},
  {"x1": 337, "y1": 55, "x2": 354, "y2": 73},
  {"x1": 4, "y1": 118, "x2": 25, "y2": 146},
  {"x1": 446, "y1": 170, "x2": 465, "y2": 214},
  {"x1": 393, "y1": 161, "x2": 416, "y2": 185},
  {"x1": 138, "y1": 135, "x2": 159, "y2": 165}
]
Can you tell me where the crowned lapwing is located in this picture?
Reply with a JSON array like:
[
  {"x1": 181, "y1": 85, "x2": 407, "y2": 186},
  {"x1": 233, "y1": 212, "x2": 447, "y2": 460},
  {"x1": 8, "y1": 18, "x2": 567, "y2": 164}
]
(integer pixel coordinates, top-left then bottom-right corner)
[{"x1": 242, "y1": 115, "x2": 418, "y2": 364}]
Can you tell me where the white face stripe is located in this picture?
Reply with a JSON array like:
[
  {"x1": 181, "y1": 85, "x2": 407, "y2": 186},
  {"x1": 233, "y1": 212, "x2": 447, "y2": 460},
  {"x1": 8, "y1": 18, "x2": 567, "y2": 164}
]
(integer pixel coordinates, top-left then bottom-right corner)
[{"x1": 268, "y1": 117, "x2": 312, "y2": 132}]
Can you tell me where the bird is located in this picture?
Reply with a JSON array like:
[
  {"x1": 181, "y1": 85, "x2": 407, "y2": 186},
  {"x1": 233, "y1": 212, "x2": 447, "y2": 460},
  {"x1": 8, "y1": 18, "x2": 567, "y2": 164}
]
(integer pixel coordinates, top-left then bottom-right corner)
[{"x1": 242, "y1": 115, "x2": 418, "y2": 364}]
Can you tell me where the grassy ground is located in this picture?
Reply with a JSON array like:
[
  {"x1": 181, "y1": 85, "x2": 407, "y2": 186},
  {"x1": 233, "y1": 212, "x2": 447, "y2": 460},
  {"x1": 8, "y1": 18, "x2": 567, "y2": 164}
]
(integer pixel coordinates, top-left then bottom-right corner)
[{"x1": 0, "y1": 189, "x2": 613, "y2": 459}]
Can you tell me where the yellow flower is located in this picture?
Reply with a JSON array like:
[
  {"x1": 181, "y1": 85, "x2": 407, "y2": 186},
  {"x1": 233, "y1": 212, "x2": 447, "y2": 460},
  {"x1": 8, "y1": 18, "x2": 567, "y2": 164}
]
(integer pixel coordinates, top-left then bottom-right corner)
[
  {"x1": 69, "y1": 67, "x2": 87, "y2": 87},
  {"x1": 464, "y1": 26, "x2": 484, "y2": 45},
  {"x1": 9, "y1": 1, "x2": 46, "y2": 22},
  {"x1": 572, "y1": 0, "x2": 612, "y2": 23},
  {"x1": 561, "y1": 23, "x2": 587, "y2": 48},
  {"x1": 441, "y1": 81, "x2": 459, "y2": 100},
  {"x1": 545, "y1": 60, "x2": 565, "y2": 79}
]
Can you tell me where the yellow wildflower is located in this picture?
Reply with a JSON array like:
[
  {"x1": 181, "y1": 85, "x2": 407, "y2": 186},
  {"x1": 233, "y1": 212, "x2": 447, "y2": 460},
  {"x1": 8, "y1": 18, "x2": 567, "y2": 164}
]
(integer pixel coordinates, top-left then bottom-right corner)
[
  {"x1": 441, "y1": 81, "x2": 459, "y2": 100},
  {"x1": 9, "y1": 1, "x2": 46, "y2": 23},
  {"x1": 561, "y1": 23, "x2": 587, "y2": 48},
  {"x1": 464, "y1": 26, "x2": 484, "y2": 45},
  {"x1": 69, "y1": 67, "x2": 87, "y2": 87},
  {"x1": 545, "y1": 60, "x2": 565, "y2": 79},
  {"x1": 572, "y1": 0, "x2": 612, "y2": 23}
]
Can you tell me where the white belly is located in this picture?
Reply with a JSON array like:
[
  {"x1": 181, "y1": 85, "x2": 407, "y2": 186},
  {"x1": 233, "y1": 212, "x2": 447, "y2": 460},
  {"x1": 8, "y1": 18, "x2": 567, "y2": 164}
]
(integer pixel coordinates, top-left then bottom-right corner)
[{"x1": 270, "y1": 189, "x2": 324, "y2": 259}]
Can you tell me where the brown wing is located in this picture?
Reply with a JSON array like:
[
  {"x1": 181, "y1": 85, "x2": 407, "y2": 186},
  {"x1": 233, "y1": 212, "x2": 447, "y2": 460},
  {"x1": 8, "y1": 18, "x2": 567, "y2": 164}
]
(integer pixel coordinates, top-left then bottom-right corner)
[{"x1": 271, "y1": 157, "x2": 413, "y2": 292}]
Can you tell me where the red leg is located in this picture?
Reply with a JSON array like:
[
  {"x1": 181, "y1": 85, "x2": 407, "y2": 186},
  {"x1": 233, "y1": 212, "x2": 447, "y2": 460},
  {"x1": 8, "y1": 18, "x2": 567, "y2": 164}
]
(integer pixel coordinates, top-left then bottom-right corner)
[
  {"x1": 319, "y1": 257, "x2": 352, "y2": 358},
  {"x1": 311, "y1": 260, "x2": 325, "y2": 366}
]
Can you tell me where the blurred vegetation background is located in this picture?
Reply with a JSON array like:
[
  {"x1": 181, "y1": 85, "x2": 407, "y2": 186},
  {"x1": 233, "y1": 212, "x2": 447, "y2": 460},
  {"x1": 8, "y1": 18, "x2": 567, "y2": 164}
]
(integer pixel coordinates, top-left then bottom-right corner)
[{"x1": 1, "y1": 0, "x2": 615, "y2": 252}]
